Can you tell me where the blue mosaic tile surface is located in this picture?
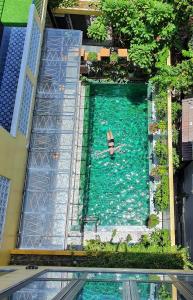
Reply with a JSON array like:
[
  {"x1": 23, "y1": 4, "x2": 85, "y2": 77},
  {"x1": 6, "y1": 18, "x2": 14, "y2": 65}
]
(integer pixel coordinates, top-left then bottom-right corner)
[
  {"x1": 0, "y1": 28, "x2": 11, "y2": 84},
  {"x1": 0, "y1": 27, "x2": 26, "y2": 132}
]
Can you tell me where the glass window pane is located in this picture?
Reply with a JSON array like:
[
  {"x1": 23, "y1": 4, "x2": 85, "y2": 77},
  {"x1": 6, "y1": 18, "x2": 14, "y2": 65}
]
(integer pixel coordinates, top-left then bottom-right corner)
[
  {"x1": 9, "y1": 280, "x2": 70, "y2": 300},
  {"x1": 76, "y1": 281, "x2": 123, "y2": 300}
]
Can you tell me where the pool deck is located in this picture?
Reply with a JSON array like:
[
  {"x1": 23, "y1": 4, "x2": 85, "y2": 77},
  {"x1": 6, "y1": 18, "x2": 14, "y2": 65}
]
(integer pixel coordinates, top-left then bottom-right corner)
[
  {"x1": 67, "y1": 84, "x2": 85, "y2": 247},
  {"x1": 84, "y1": 226, "x2": 151, "y2": 244}
]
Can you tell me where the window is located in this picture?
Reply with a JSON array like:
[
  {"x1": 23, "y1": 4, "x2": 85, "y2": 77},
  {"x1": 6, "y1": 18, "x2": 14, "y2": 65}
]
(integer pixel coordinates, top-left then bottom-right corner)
[{"x1": 0, "y1": 176, "x2": 10, "y2": 243}]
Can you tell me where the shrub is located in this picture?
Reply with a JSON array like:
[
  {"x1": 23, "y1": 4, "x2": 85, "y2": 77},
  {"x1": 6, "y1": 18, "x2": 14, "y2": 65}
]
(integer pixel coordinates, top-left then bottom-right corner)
[
  {"x1": 139, "y1": 234, "x2": 150, "y2": 248},
  {"x1": 128, "y1": 43, "x2": 156, "y2": 71},
  {"x1": 11, "y1": 248, "x2": 193, "y2": 269},
  {"x1": 125, "y1": 234, "x2": 132, "y2": 243},
  {"x1": 173, "y1": 147, "x2": 180, "y2": 169},
  {"x1": 172, "y1": 101, "x2": 181, "y2": 122},
  {"x1": 110, "y1": 52, "x2": 118, "y2": 64},
  {"x1": 154, "y1": 139, "x2": 168, "y2": 165},
  {"x1": 154, "y1": 92, "x2": 168, "y2": 120},
  {"x1": 49, "y1": 0, "x2": 78, "y2": 8},
  {"x1": 150, "y1": 166, "x2": 168, "y2": 179},
  {"x1": 87, "y1": 0, "x2": 176, "y2": 70},
  {"x1": 82, "y1": 229, "x2": 192, "y2": 269},
  {"x1": 172, "y1": 125, "x2": 179, "y2": 145},
  {"x1": 81, "y1": 251, "x2": 188, "y2": 269},
  {"x1": 110, "y1": 229, "x2": 117, "y2": 243},
  {"x1": 147, "y1": 214, "x2": 159, "y2": 228},
  {"x1": 157, "y1": 120, "x2": 167, "y2": 133},
  {"x1": 87, "y1": 17, "x2": 108, "y2": 41},
  {"x1": 154, "y1": 175, "x2": 169, "y2": 211},
  {"x1": 87, "y1": 52, "x2": 98, "y2": 62},
  {"x1": 158, "y1": 284, "x2": 172, "y2": 300},
  {"x1": 150, "y1": 229, "x2": 170, "y2": 247}
]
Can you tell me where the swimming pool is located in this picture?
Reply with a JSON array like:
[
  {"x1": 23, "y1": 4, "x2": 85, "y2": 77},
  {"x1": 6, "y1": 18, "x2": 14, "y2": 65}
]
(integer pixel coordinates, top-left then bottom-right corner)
[{"x1": 82, "y1": 83, "x2": 149, "y2": 226}]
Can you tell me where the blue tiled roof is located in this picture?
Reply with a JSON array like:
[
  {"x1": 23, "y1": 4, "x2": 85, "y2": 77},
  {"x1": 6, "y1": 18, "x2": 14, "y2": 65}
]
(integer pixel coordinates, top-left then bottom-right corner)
[{"x1": 0, "y1": 27, "x2": 26, "y2": 132}]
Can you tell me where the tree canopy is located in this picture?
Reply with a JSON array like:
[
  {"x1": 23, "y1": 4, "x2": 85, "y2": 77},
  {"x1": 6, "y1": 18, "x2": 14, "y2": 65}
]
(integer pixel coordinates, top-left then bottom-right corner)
[{"x1": 87, "y1": 0, "x2": 193, "y2": 73}]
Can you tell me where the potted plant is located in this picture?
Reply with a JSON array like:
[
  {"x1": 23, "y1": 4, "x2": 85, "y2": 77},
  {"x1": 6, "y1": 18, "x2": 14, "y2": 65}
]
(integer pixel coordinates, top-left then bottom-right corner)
[
  {"x1": 147, "y1": 214, "x2": 159, "y2": 228},
  {"x1": 110, "y1": 52, "x2": 119, "y2": 64},
  {"x1": 87, "y1": 51, "x2": 98, "y2": 62},
  {"x1": 149, "y1": 122, "x2": 158, "y2": 134},
  {"x1": 150, "y1": 166, "x2": 160, "y2": 181}
]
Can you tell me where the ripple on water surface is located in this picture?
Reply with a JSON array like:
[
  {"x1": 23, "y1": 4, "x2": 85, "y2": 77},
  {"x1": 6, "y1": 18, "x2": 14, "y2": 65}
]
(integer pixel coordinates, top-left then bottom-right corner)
[{"x1": 86, "y1": 84, "x2": 149, "y2": 226}]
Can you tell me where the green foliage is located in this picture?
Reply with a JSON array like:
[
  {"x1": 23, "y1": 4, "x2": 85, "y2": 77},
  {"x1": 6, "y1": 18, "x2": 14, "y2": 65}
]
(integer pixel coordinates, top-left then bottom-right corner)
[
  {"x1": 157, "y1": 120, "x2": 167, "y2": 133},
  {"x1": 80, "y1": 75, "x2": 89, "y2": 85},
  {"x1": 155, "y1": 139, "x2": 168, "y2": 165},
  {"x1": 11, "y1": 247, "x2": 193, "y2": 269},
  {"x1": 154, "y1": 175, "x2": 169, "y2": 212},
  {"x1": 150, "y1": 166, "x2": 168, "y2": 179},
  {"x1": 139, "y1": 230, "x2": 170, "y2": 248},
  {"x1": 154, "y1": 92, "x2": 167, "y2": 120},
  {"x1": 88, "y1": 0, "x2": 176, "y2": 70},
  {"x1": 172, "y1": 0, "x2": 193, "y2": 21},
  {"x1": 139, "y1": 234, "x2": 150, "y2": 248},
  {"x1": 110, "y1": 52, "x2": 118, "y2": 64},
  {"x1": 150, "y1": 229, "x2": 170, "y2": 247},
  {"x1": 155, "y1": 47, "x2": 169, "y2": 69},
  {"x1": 49, "y1": 0, "x2": 78, "y2": 8},
  {"x1": 86, "y1": 229, "x2": 171, "y2": 252},
  {"x1": 125, "y1": 234, "x2": 132, "y2": 243},
  {"x1": 173, "y1": 147, "x2": 180, "y2": 170},
  {"x1": 80, "y1": 250, "x2": 189, "y2": 269},
  {"x1": 152, "y1": 58, "x2": 193, "y2": 95},
  {"x1": 87, "y1": 52, "x2": 98, "y2": 62},
  {"x1": 147, "y1": 214, "x2": 159, "y2": 228},
  {"x1": 83, "y1": 229, "x2": 192, "y2": 269},
  {"x1": 128, "y1": 43, "x2": 156, "y2": 71},
  {"x1": 87, "y1": 17, "x2": 108, "y2": 41},
  {"x1": 182, "y1": 49, "x2": 193, "y2": 58},
  {"x1": 110, "y1": 229, "x2": 117, "y2": 243},
  {"x1": 157, "y1": 166, "x2": 168, "y2": 176},
  {"x1": 158, "y1": 284, "x2": 172, "y2": 300},
  {"x1": 172, "y1": 101, "x2": 181, "y2": 122},
  {"x1": 172, "y1": 125, "x2": 179, "y2": 145}
]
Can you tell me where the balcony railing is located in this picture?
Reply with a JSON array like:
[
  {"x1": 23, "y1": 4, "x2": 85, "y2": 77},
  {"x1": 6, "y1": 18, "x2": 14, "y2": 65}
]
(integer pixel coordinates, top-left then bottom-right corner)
[{"x1": 51, "y1": 0, "x2": 100, "y2": 16}]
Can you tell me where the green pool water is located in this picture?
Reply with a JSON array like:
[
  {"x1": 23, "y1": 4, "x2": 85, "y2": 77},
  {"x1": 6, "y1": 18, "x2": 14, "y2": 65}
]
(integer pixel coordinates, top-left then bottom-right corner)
[
  {"x1": 76, "y1": 282, "x2": 122, "y2": 300},
  {"x1": 83, "y1": 83, "x2": 149, "y2": 226}
]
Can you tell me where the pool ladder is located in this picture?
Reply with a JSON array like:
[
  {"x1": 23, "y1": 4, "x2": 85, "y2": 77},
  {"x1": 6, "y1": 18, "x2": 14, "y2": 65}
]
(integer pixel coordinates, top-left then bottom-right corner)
[{"x1": 82, "y1": 216, "x2": 99, "y2": 232}]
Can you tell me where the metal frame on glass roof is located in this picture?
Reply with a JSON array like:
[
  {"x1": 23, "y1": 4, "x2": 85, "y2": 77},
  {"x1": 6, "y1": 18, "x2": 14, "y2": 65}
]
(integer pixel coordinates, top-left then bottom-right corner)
[{"x1": 18, "y1": 29, "x2": 82, "y2": 250}]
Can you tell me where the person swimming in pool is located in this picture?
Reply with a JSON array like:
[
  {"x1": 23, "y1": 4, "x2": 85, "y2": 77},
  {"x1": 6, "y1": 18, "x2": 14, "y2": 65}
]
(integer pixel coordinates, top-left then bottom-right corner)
[{"x1": 107, "y1": 130, "x2": 115, "y2": 156}]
